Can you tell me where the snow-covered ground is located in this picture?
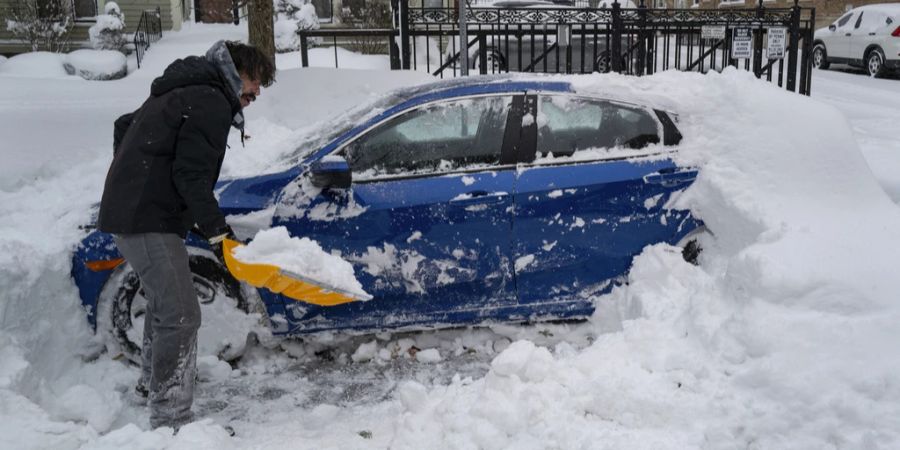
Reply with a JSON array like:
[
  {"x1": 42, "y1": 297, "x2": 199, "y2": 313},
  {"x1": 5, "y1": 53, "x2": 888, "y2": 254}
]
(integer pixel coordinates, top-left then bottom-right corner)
[{"x1": 2, "y1": 23, "x2": 900, "y2": 449}]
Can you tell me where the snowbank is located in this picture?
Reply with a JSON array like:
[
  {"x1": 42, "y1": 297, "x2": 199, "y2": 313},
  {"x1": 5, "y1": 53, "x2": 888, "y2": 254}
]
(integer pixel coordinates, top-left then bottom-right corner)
[
  {"x1": 0, "y1": 51, "x2": 69, "y2": 78},
  {"x1": 64, "y1": 50, "x2": 128, "y2": 80},
  {"x1": 233, "y1": 226, "x2": 370, "y2": 299}
]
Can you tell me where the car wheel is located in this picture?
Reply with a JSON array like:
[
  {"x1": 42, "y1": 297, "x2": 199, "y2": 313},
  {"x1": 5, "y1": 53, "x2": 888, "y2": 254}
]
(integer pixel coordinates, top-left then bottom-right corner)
[
  {"x1": 594, "y1": 52, "x2": 613, "y2": 73},
  {"x1": 677, "y1": 226, "x2": 713, "y2": 266},
  {"x1": 472, "y1": 49, "x2": 507, "y2": 73},
  {"x1": 97, "y1": 251, "x2": 250, "y2": 365},
  {"x1": 812, "y1": 44, "x2": 830, "y2": 70},
  {"x1": 866, "y1": 48, "x2": 886, "y2": 78}
]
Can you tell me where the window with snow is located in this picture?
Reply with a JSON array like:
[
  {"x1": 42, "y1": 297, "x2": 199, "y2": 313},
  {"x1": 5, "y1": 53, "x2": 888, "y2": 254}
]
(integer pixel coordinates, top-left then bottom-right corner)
[
  {"x1": 535, "y1": 95, "x2": 660, "y2": 160},
  {"x1": 342, "y1": 95, "x2": 514, "y2": 177}
]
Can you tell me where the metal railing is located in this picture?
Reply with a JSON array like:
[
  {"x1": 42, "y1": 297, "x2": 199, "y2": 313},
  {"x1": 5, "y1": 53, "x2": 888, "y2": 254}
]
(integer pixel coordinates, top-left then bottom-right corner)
[
  {"x1": 298, "y1": 0, "x2": 815, "y2": 95},
  {"x1": 134, "y1": 7, "x2": 163, "y2": 69}
]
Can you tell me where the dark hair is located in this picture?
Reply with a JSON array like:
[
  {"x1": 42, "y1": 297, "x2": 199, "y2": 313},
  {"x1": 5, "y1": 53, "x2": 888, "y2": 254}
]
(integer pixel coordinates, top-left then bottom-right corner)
[{"x1": 225, "y1": 41, "x2": 276, "y2": 87}]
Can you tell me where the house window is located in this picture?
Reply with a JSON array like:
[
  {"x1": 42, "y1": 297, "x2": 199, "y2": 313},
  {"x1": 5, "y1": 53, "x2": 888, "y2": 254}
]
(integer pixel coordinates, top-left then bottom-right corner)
[
  {"x1": 654, "y1": 0, "x2": 666, "y2": 8},
  {"x1": 313, "y1": 0, "x2": 334, "y2": 22},
  {"x1": 72, "y1": 0, "x2": 97, "y2": 19}
]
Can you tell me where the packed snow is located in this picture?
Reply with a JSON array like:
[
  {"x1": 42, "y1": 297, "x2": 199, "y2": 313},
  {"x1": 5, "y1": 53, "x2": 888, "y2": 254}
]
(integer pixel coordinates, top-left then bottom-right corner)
[
  {"x1": 232, "y1": 226, "x2": 370, "y2": 299},
  {"x1": 1, "y1": 22, "x2": 900, "y2": 450}
]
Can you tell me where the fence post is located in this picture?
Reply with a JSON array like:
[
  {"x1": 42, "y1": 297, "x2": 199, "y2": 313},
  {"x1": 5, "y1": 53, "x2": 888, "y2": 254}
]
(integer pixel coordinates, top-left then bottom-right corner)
[
  {"x1": 611, "y1": 1, "x2": 622, "y2": 73},
  {"x1": 300, "y1": 34, "x2": 309, "y2": 67},
  {"x1": 400, "y1": 0, "x2": 411, "y2": 70},
  {"x1": 799, "y1": 7, "x2": 815, "y2": 95},
  {"x1": 478, "y1": 33, "x2": 488, "y2": 74},
  {"x1": 637, "y1": 0, "x2": 648, "y2": 76},
  {"x1": 752, "y1": 1, "x2": 764, "y2": 77},
  {"x1": 390, "y1": 0, "x2": 401, "y2": 70},
  {"x1": 786, "y1": 1, "x2": 800, "y2": 92}
]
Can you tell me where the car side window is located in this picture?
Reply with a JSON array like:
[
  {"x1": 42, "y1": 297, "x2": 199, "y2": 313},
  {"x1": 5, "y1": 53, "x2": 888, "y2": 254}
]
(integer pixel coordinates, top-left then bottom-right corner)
[
  {"x1": 341, "y1": 96, "x2": 513, "y2": 177},
  {"x1": 836, "y1": 12, "x2": 853, "y2": 28},
  {"x1": 854, "y1": 11, "x2": 864, "y2": 29},
  {"x1": 536, "y1": 96, "x2": 660, "y2": 159}
]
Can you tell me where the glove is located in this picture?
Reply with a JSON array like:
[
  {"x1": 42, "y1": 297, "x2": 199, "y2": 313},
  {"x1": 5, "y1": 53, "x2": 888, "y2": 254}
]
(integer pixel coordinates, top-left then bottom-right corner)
[{"x1": 207, "y1": 225, "x2": 236, "y2": 267}]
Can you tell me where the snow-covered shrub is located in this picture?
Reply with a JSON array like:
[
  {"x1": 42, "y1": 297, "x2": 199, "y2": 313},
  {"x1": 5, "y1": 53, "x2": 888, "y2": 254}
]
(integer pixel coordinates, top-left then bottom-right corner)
[
  {"x1": 274, "y1": 0, "x2": 320, "y2": 53},
  {"x1": 63, "y1": 49, "x2": 128, "y2": 80},
  {"x1": 3, "y1": 0, "x2": 72, "y2": 52},
  {"x1": 88, "y1": 2, "x2": 126, "y2": 52},
  {"x1": 0, "y1": 51, "x2": 67, "y2": 77}
]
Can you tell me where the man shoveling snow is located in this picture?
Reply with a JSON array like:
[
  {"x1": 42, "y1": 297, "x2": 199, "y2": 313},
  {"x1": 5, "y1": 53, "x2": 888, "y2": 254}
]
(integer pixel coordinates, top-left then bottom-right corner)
[{"x1": 96, "y1": 40, "x2": 275, "y2": 431}]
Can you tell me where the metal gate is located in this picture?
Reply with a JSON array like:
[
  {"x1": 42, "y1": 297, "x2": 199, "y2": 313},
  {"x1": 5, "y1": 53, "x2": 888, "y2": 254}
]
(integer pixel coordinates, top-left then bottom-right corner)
[{"x1": 298, "y1": 0, "x2": 816, "y2": 95}]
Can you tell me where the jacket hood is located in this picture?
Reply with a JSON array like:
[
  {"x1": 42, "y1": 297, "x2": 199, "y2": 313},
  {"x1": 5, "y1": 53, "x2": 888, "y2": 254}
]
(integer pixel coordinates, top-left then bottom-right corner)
[{"x1": 150, "y1": 56, "x2": 242, "y2": 116}]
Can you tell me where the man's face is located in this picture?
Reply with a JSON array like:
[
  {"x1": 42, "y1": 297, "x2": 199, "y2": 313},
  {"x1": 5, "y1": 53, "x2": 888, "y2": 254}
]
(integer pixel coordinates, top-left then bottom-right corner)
[{"x1": 239, "y1": 73, "x2": 262, "y2": 108}]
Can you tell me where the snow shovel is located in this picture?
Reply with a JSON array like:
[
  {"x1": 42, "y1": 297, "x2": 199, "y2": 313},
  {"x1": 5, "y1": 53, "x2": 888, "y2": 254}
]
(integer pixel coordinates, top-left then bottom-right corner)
[{"x1": 221, "y1": 238, "x2": 372, "y2": 307}]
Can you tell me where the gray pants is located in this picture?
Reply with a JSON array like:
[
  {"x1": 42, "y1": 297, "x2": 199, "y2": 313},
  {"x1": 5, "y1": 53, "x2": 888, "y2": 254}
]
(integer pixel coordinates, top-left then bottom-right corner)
[{"x1": 113, "y1": 233, "x2": 201, "y2": 430}]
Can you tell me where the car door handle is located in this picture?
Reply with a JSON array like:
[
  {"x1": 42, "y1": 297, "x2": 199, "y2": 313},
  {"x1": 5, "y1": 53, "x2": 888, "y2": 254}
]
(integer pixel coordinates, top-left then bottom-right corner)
[
  {"x1": 643, "y1": 169, "x2": 697, "y2": 187},
  {"x1": 868, "y1": 32, "x2": 876, "y2": 36},
  {"x1": 450, "y1": 191, "x2": 509, "y2": 205},
  {"x1": 845, "y1": 33, "x2": 852, "y2": 36}
]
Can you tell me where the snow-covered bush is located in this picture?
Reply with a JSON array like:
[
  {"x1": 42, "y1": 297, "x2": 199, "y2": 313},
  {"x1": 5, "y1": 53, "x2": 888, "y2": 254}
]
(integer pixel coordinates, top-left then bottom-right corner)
[
  {"x1": 3, "y1": 0, "x2": 72, "y2": 52},
  {"x1": 0, "y1": 51, "x2": 67, "y2": 77},
  {"x1": 63, "y1": 49, "x2": 128, "y2": 80},
  {"x1": 274, "y1": 0, "x2": 320, "y2": 53},
  {"x1": 88, "y1": 2, "x2": 126, "y2": 52}
]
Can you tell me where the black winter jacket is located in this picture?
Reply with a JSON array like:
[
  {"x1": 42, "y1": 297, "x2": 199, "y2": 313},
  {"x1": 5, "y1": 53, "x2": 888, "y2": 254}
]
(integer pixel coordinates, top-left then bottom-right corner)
[{"x1": 98, "y1": 56, "x2": 242, "y2": 238}]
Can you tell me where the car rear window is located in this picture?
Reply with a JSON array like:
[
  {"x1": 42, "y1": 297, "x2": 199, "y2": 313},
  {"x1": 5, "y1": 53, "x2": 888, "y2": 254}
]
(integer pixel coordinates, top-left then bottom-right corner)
[{"x1": 534, "y1": 95, "x2": 660, "y2": 162}]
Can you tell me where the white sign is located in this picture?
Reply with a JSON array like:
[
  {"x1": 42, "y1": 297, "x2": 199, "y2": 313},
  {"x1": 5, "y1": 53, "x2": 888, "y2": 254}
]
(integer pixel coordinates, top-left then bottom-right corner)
[
  {"x1": 701, "y1": 25, "x2": 726, "y2": 41},
  {"x1": 767, "y1": 27, "x2": 787, "y2": 59},
  {"x1": 731, "y1": 27, "x2": 752, "y2": 59}
]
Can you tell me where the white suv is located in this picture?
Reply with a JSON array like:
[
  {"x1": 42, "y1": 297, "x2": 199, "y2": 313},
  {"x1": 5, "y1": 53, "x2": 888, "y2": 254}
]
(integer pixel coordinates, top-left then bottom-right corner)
[{"x1": 813, "y1": 4, "x2": 900, "y2": 78}]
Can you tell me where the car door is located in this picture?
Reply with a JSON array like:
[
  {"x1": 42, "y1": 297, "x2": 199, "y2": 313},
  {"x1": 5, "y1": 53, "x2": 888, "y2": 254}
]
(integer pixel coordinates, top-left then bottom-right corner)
[
  {"x1": 270, "y1": 93, "x2": 524, "y2": 332},
  {"x1": 511, "y1": 93, "x2": 696, "y2": 314},
  {"x1": 830, "y1": 10, "x2": 858, "y2": 59},
  {"x1": 852, "y1": 10, "x2": 887, "y2": 60}
]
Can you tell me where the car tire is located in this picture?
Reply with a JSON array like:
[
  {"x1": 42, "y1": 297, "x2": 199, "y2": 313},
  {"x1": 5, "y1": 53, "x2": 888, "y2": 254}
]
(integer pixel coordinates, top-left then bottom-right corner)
[
  {"x1": 594, "y1": 51, "x2": 632, "y2": 74},
  {"x1": 472, "y1": 49, "x2": 507, "y2": 73},
  {"x1": 812, "y1": 44, "x2": 830, "y2": 70},
  {"x1": 677, "y1": 226, "x2": 713, "y2": 266},
  {"x1": 866, "y1": 48, "x2": 886, "y2": 78},
  {"x1": 97, "y1": 251, "x2": 249, "y2": 365}
]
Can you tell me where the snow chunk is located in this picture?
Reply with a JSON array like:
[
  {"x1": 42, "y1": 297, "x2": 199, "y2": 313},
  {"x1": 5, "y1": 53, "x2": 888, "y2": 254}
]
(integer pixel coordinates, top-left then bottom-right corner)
[
  {"x1": 351, "y1": 340, "x2": 378, "y2": 362},
  {"x1": 406, "y1": 231, "x2": 422, "y2": 243},
  {"x1": 416, "y1": 348, "x2": 442, "y2": 363},
  {"x1": 461, "y1": 176, "x2": 476, "y2": 186},
  {"x1": 56, "y1": 384, "x2": 122, "y2": 432},
  {"x1": 197, "y1": 355, "x2": 233, "y2": 382},
  {"x1": 490, "y1": 340, "x2": 554, "y2": 382},
  {"x1": 515, "y1": 254, "x2": 535, "y2": 272},
  {"x1": 232, "y1": 226, "x2": 369, "y2": 299},
  {"x1": 547, "y1": 190, "x2": 563, "y2": 198}
]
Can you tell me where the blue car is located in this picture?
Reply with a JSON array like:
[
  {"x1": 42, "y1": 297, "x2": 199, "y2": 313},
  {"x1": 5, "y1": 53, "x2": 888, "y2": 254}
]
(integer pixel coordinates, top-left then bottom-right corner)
[{"x1": 72, "y1": 75, "x2": 701, "y2": 356}]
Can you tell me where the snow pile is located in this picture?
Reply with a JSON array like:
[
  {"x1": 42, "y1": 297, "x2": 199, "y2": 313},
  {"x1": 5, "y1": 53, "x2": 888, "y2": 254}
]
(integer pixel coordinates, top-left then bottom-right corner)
[
  {"x1": 381, "y1": 70, "x2": 900, "y2": 448},
  {"x1": 233, "y1": 226, "x2": 370, "y2": 299},
  {"x1": 64, "y1": 50, "x2": 128, "y2": 80},
  {"x1": 0, "y1": 51, "x2": 68, "y2": 78}
]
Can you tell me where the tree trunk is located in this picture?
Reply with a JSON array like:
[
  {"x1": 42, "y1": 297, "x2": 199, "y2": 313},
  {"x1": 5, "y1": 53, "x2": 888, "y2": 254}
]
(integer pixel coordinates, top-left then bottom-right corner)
[{"x1": 247, "y1": 0, "x2": 275, "y2": 64}]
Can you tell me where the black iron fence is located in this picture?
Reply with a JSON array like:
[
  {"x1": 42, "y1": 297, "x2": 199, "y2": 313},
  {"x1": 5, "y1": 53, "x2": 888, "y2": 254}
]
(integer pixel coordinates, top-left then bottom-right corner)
[
  {"x1": 298, "y1": 0, "x2": 815, "y2": 95},
  {"x1": 134, "y1": 7, "x2": 163, "y2": 69}
]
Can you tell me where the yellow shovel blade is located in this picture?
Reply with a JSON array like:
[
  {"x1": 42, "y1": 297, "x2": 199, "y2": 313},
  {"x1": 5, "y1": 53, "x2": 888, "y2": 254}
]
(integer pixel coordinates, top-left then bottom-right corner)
[{"x1": 222, "y1": 238, "x2": 364, "y2": 307}]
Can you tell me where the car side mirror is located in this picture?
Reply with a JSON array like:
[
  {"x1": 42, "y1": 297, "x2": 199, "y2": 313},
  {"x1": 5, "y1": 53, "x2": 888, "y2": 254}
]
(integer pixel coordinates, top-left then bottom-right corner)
[
  {"x1": 310, "y1": 156, "x2": 351, "y2": 189},
  {"x1": 829, "y1": 24, "x2": 836, "y2": 31}
]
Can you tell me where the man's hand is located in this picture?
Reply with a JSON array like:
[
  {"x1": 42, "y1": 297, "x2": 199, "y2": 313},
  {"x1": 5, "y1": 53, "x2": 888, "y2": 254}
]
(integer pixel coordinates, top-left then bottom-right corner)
[{"x1": 207, "y1": 225, "x2": 236, "y2": 267}]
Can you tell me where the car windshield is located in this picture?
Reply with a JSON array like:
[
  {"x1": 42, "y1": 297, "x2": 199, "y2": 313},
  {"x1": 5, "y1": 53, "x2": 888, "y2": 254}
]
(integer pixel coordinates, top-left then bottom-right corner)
[{"x1": 276, "y1": 91, "x2": 409, "y2": 168}]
